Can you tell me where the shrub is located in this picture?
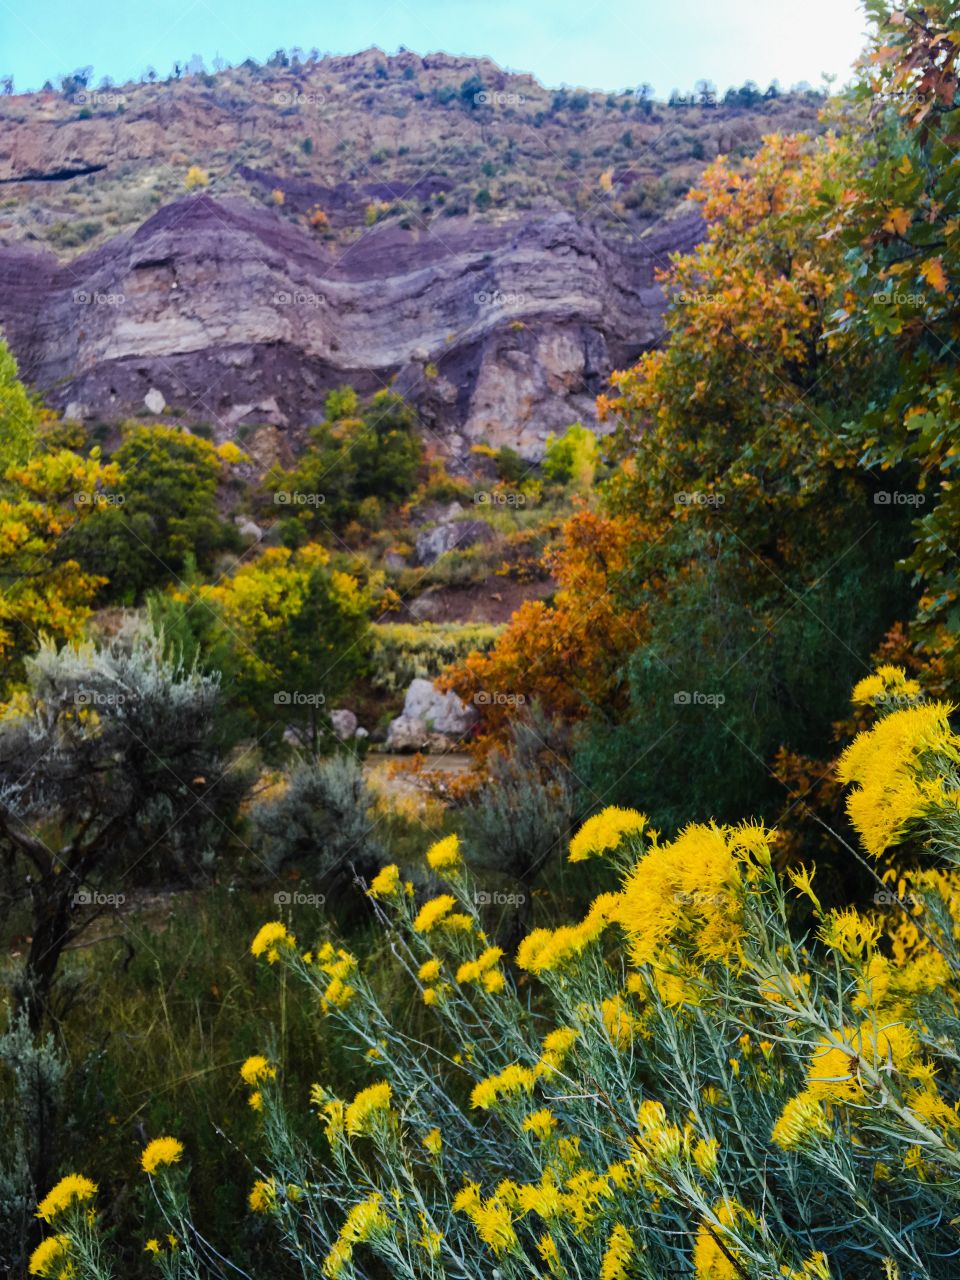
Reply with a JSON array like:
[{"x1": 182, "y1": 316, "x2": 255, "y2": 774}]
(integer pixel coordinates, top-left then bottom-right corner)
[
  {"x1": 541, "y1": 422, "x2": 598, "y2": 491},
  {"x1": 69, "y1": 425, "x2": 243, "y2": 603},
  {"x1": 250, "y1": 755, "x2": 382, "y2": 880},
  {"x1": 273, "y1": 388, "x2": 422, "y2": 535},
  {"x1": 370, "y1": 622, "x2": 503, "y2": 695},
  {"x1": 33, "y1": 671, "x2": 960, "y2": 1279},
  {"x1": 0, "y1": 629, "x2": 249, "y2": 1024}
]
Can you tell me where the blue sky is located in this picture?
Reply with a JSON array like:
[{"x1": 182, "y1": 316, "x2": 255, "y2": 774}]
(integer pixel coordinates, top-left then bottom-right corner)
[{"x1": 1, "y1": 0, "x2": 869, "y2": 96}]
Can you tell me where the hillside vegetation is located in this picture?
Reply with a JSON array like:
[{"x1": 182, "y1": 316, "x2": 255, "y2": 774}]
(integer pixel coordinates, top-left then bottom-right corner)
[{"x1": 3, "y1": 4, "x2": 960, "y2": 1279}]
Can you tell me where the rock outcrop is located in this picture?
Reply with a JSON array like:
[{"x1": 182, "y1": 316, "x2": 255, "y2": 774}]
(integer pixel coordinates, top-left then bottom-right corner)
[
  {"x1": 0, "y1": 193, "x2": 701, "y2": 458},
  {"x1": 385, "y1": 678, "x2": 477, "y2": 751}
]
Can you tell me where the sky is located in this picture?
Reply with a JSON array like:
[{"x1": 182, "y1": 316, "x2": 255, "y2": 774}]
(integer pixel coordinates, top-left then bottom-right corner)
[{"x1": 1, "y1": 0, "x2": 869, "y2": 97}]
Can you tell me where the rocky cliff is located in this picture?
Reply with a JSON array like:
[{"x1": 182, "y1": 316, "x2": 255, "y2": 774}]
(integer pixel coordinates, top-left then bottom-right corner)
[
  {"x1": 0, "y1": 193, "x2": 702, "y2": 455},
  {"x1": 0, "y1": 51, "x2": 820, "y2": 458}
]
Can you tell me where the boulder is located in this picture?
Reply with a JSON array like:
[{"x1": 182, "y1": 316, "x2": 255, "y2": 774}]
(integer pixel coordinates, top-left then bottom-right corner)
[
  {"x1": 416, "y1": 518, "x2": 494, "y2": 566},
  {"x1": 234, "y1": 517, "x2": 262, "y2": 543},
  {"x1": 385, "y1": 678, "x2": 477, "y2": 750},
  {"x1": 329, "y1": 708, "x2": 358, "y2": 740},
  {"x1": 144, "y1": 387, "x2": 166, "y2": 414}
]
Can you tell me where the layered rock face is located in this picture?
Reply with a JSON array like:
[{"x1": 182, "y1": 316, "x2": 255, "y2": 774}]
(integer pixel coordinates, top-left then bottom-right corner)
[{"x1": 0, "y1": 192, "x2": 701, "y2": 457}]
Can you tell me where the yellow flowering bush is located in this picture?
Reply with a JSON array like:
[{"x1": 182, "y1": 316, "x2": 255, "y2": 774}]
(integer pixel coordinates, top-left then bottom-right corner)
[{"x1": 28, "y1": 673, "x2": 960, "y2": 1279}]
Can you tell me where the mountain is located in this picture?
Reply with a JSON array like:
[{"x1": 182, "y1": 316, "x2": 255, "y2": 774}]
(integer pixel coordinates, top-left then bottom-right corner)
[{"x1": 0, "y1": 50, "x2": 822, "y2": 460}]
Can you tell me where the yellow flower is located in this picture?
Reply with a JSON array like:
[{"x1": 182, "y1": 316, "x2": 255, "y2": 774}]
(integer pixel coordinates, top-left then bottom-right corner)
[
  {"x1": 851, "y1": 666, "x2": 920, "y2": 707},
  {"x1": 250, "y1": 921, "x2": 296, "y2": 964},
  {"x1": 536, "y1": 1233, "x2": 563, "y2": 1274},
  {"x1": 692, "y1": 1199, "x2": 755, "y2": 1280},
  {"x1": 600, "y1": 1224, "x2": 635, "y2": 1280},
  {"x1": 456, "y1": 946, "x2": 504, "y2": 985},
  {"x1": 569, "y1": 807, "x2": 647, "y2": 861},
  {"x1": 470, "y1": 1063, "x2": 537, "y2": 1110},
  {"x1": 522, "y1": 1108, "x2": 557, "y2": 1139},
  {"x1": 787, "y1": 862, "x2": 822, "y2": 912},
  {"x1": 240, "y1": 1055, "x2": 275, "y2": 1087},
  {"x1": 422, "y1": 986, "x2": 438, "y2": 1005},
  {"x1": 345, "y1": 1081, "x2": 392, "y2": 1135},
  {"x1": 416, "y1": 1213, "x2": 443, "y2": 1257},
  {"x1": 807, "y1": 1022, "x2": 918, "y2": 1101},
  {"x1": 248, "y1": 1179, "x2": 277, "y2": 1213},
  {"x1": 368, "y1": 863, "x2": 401, "y2": 898},
  {"x1": 837, "y1": 702, "x2": 957, "y2": 856},
  {"x1": 426, "y1": 833, "x2": 461, "y2": 872},
  {"x1": 322, "y1": 1194, "x2": 389, "y2": 1277},
  {"x1": 418, "y1": 958, "x2": 441, "y2": 982},
  {"x1": 693, "y1": 1137, "x2": 719, "y2": 1176},
  {"x1": 413, "y1": 894, "x2": 457, "y2": 933},
  {"x1": 28, "y1": 1234, "x2": 72, "y2": 1278},
  {"x1": 141, "y1": 1136, "x2": 184, "y2": 1175},
  {"x1": 601, "y1": 994, "x2": 640, "y2": 1049},
  {"x1": 35, "y1": 1173, "x2": 97, "y2": 1222},
  {"x1": 248, "y1": 1090, "x2": 263, "y2": 1112},
  {"x1": 539, "y1": 1026, "x2": 579, "y2": 1072},
  {"x1": 818, "y1": 908, "x2": 881, "y2": 961},
  {"x1": 771, "y1": 1090, "x2": 833, "y2": 1149},
  {"x1": 455, "y1": 1188, "x2": 518, "y2": 1257},
  {"x1": 613, "y1": 822, "x2": 753, "y2": 967},
  {"x1": 516, "y1": 895, "x2": 618, "y2": 974},
  {"x1": 422, "y1": 1128, "x2": 443, "y2": 1155},
  {"x1": 144, "y1": 1239, "x2": 161, "y2": 1256}
]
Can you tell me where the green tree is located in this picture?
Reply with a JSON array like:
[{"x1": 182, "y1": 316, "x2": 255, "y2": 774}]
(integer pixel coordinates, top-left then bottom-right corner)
[{"x1": 70, "y1": 425, "x2": 243, "y2": 602}]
